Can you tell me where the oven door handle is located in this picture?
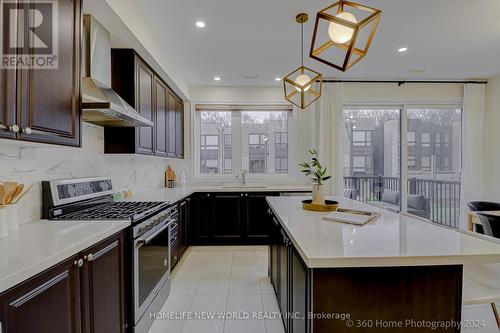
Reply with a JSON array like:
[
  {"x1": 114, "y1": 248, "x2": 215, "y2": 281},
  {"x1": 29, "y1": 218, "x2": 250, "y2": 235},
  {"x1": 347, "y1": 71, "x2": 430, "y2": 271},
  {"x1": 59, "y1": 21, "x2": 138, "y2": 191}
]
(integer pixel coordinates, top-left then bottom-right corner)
[{"x1": 136, "y1": 223, "x2": 170, "y2": 246}]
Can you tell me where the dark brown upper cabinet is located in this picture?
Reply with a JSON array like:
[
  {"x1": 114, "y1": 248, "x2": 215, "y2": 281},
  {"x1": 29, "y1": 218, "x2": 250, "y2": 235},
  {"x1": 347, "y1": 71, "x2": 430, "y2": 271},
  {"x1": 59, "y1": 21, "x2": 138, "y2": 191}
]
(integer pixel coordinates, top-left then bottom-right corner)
[
  {"x1": 167, "y1": 91, "x2": 178, "y2": 158},
  {"x1": 176, "y1": 99, "x2": 185, "y2": 158},
  {"x1": 106, "y1": 49, "x2": 184, "y2": 159},
  {"x1": 154, "y1": 78, "x2": 169, "y2": 157},
  {"x1": 0, "y1": 68, "x2": 16, "y2": 140},
  {"x1": 0, "y1": 0, "x2": 81, "y2": 146}
]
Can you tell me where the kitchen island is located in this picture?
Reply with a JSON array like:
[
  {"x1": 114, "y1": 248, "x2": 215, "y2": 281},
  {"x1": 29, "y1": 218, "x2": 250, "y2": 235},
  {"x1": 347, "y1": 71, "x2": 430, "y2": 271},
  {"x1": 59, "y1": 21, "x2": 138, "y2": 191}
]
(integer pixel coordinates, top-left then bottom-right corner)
[{"x1": 266, "y1": 196, "x2": 500, "y2": 333}]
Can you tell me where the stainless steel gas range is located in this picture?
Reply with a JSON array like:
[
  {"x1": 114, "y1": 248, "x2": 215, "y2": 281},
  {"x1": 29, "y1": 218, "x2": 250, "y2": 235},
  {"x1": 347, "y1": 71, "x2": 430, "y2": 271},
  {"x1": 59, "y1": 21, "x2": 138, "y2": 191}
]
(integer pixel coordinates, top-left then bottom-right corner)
[{"x1": 42, "y1": 176, "x2": 177, "y2": 333}]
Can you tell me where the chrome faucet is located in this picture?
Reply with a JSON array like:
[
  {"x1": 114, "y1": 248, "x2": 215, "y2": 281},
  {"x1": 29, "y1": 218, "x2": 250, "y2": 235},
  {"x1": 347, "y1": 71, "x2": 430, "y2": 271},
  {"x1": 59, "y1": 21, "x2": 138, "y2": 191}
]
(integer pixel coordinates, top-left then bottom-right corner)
[{"x1": 236, "y1": 170, "x2": 247, "y2": 185}]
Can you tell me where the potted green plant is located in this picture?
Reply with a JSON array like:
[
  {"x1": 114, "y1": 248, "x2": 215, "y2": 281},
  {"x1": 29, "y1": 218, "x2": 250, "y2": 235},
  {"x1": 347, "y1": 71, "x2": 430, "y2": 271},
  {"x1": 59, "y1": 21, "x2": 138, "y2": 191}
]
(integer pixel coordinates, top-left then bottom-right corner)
[{"x1": 299, "y1": 148, "x2": 331, "y2": 205}]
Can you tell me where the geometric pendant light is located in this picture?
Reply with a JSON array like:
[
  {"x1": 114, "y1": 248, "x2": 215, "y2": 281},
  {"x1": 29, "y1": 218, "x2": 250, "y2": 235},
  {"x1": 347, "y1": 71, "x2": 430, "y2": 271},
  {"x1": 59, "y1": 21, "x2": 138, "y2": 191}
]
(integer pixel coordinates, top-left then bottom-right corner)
[
  {"x1": 283, "y1": 13, "x2": 323, "y2": 110},
  {"x1": 310, "y1": 1, "x2": 381, "y2": 71}
]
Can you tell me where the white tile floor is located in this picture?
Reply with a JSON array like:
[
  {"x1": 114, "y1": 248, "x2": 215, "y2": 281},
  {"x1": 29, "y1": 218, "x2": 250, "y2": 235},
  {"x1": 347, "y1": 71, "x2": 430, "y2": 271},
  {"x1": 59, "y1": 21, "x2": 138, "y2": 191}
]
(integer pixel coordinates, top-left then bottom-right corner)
[{"x1": 147, "y1": 246, "x2": 285, "y2": 333}]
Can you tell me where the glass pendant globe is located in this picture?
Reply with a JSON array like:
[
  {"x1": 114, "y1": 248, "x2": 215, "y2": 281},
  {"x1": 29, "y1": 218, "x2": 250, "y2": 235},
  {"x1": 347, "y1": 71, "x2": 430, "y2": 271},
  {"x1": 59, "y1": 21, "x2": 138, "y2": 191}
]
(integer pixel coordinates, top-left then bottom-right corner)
[
  {"x1": 328, "y1": 11, "x2": 357, "y2": 44},
  {"x1": 294, "y1": 74, "x2": 312, "y2": 92}
]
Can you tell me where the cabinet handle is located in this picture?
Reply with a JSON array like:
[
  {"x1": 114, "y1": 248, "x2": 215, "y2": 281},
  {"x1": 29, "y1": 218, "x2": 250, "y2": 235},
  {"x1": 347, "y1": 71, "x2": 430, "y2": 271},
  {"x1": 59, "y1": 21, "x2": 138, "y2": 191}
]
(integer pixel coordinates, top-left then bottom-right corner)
[
  {"x1": 9, "y1": 124, "x2": 20, "y2": 133},
  {"x1": 22, "y1": 127, "x2": 32, "y2": 135},
  {"x1": 85, "y1": 253, "x2": 94, "y2": 262},
  {"x1": 207, "y1": 194, "x2": 210, "y2": 197},
  {"x1": 74, "y1": 259, "x2": 84, "y2": 267}
]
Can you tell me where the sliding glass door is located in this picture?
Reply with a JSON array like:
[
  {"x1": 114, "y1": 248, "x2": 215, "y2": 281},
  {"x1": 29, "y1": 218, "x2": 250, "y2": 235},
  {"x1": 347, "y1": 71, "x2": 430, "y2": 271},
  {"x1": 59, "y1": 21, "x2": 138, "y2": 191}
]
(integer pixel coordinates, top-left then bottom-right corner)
[
  {"x1": 405, "y1": 107, "x2": 462, "y2": 227},
  {"x1": 343, "y1": 107, "x2": 401, "y2": 212},
  {"x1": 343, "y1": 105, "x2": 462, "y2": 228}
]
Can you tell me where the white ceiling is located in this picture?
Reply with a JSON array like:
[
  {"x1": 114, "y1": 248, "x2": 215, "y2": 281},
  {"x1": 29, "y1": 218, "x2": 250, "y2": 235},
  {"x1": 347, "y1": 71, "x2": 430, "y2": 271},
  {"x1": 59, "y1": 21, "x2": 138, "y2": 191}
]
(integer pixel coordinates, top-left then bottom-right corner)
[{"x1": 131, "y1": 0, "x2": 500, "y2": 86}]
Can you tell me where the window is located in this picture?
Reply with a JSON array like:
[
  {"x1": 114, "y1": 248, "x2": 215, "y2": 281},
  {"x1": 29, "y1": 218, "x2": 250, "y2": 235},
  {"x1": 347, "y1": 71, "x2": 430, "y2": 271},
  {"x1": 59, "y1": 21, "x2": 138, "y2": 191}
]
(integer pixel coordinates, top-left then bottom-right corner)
[
  {"x1": 407, "y1": 131, "x2": 416, "y2": 146},
  {"x1": 248, "y1": 133, "x2": 267, "y2": 173},
  {"x1": 352, "y1": 156, "x2": 366, "y2": 173},
  {"x1": 421, "y1": 156, "x2": 431, "y2": 171},
  {"x1": 444, "y1": 133, "x2": 450, "y2": 147},
  {"x1": 436, "y1": 133, "x2": 441, "y2": 148},
  {"x1": 201, "y1": 135, "x2": 220, "y2": 173},
  {"x1": 224, "y1": 134, "x2": 232, "y2": 173},
  {"x1": 198, "y1": 108, "x2": 290, "y2": 176},
  {"x1": 408, "y1": 156, "x2": 416, "y2": 169},
  {"x1": 275, "y1": 132, "x2": 288, "y2": 174},
  {"x1": 421, "y1": 133, "x2": 431, "y2": 148},
  {"x1": 241, "y1": 111, "x2": 288, "y2": 174},
  {"x1": 200, "y1": 111, "x2": 231, "y2": 174},
  {"x1": 353, "y1": 130, "x2": 372, "y2": 146}
]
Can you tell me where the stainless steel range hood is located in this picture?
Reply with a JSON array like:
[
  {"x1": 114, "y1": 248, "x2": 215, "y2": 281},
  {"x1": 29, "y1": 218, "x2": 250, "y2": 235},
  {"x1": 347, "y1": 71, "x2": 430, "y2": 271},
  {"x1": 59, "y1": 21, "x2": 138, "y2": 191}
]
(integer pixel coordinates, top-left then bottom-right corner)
[{"x1": 81, "y1": 15, "x2": 153, "y2": 128}]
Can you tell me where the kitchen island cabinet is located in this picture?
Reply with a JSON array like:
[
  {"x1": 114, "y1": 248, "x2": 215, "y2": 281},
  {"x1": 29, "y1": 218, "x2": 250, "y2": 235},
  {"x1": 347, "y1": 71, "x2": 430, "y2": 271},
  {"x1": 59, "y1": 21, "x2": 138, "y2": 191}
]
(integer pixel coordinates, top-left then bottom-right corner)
[{"x1": 266, "y1": 196, "x2": 500, "y2": 333}]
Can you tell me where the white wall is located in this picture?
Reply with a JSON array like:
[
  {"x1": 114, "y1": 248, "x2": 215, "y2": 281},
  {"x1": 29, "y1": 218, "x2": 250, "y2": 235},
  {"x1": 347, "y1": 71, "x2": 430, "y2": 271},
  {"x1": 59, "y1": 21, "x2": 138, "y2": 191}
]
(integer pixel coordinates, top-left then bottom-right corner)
[
  {"x1": 484, "y1": 76, "x2": 500, "y2": 200},
  {"x1": 190, "y1": 86, "x2": 284, "y2": 104},
  {"x1": 84, "y1": 0, "x2": 190, "y2": 99},
  {"x1": 0, "y1": 124, "x2": 190, "y2": 224}
]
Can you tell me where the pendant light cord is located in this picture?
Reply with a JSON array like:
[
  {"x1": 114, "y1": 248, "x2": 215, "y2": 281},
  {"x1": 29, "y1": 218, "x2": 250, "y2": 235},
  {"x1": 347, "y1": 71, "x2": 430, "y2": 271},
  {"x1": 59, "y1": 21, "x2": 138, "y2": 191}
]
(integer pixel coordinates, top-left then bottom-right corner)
[{"x1": 301, "y1": 21, "x2": 304, "y2": 67}]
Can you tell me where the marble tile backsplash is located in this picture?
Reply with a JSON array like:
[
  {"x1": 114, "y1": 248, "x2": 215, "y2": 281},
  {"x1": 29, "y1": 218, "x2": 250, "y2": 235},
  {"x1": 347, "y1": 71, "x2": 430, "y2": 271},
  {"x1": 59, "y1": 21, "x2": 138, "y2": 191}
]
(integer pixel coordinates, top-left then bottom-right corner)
[{"x1": 0, "y1": 123, "x2": 190, "y2": 223}]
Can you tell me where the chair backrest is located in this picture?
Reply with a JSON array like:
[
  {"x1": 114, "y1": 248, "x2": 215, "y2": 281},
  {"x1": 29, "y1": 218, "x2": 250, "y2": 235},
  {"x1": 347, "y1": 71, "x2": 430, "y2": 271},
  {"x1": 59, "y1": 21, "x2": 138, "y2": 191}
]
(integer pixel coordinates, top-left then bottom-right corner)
[
  {"x1": 467, "y1": 201, "x2": 500, "y2": 212},
  {"x1": 477, "y1": 212, "x2": 500, "y2": 238}
]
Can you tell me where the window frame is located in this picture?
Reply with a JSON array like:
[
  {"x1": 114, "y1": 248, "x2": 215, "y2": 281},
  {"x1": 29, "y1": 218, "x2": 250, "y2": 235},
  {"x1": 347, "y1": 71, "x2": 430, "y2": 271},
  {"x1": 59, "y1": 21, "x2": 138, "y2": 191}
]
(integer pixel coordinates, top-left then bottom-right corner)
[{"x1": 193, "y1": 104, "x2": 298, "y2": 181}]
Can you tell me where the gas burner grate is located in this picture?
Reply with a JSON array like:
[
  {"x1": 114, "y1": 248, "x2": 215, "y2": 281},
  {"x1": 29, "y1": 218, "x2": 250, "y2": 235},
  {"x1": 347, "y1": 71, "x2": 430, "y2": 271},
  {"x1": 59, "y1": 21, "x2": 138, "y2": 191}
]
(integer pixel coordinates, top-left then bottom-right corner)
[{"x1": 54, "y1": 201, "x2": 170, "y2": 222}]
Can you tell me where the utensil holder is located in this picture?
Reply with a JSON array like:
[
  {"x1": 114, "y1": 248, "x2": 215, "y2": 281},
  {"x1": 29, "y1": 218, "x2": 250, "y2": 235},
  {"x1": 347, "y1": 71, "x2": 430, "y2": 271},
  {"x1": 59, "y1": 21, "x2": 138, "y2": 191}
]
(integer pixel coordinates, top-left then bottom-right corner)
[
  {"x1": 6, "y1": 204, "x2": 19, "y2": 232},
  {"x1": 0, "y1": 207, "x2": 8, "y2": 238}
]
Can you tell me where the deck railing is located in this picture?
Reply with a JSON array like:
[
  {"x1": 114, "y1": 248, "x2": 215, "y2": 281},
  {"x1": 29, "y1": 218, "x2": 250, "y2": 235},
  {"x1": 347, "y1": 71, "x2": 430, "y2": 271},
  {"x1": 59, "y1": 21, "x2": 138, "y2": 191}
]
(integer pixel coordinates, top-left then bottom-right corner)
[{"x1": 343, "y1": 176, "x2": 461, "y2": 228}]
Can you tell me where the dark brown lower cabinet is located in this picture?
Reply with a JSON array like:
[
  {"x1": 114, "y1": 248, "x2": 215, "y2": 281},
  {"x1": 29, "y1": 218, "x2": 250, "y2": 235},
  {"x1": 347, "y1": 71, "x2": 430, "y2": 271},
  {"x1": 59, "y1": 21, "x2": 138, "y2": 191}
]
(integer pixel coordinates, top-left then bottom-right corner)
[
  {"x1": 80, "y1": 232, "x2": 125, "y2": 333},
  {"x1": 268, "y1": 208, "x2": 463, "y2": 333},
  {"x1": 291, "y1": 247, "x2": 308, "y2": 333},
  {"x1": 190, "y1": 192, "x2": 291, "y2": 245},
  {"x1": 0, "y1": 255, "x2": 81, "y2": 333},
  {"x1": 212, "y1": 194, "x2": 243, "y2": 243},
  {"x1": 279, "y1": 230, "x2": 290, "y2": 332},
  {"x1": 179, "y1": 198, "x2": 191, "y2": 256},
  {"x1": 0, "y1": 231, "x2": 125, "y2": 333}
]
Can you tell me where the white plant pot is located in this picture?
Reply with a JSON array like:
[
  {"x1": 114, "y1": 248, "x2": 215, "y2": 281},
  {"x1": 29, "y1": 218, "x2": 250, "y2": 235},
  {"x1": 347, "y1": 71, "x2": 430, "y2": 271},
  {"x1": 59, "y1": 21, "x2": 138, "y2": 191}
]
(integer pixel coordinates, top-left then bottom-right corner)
[{"x1": 312, "y1": 184, "x2": 325, "y2": 205}]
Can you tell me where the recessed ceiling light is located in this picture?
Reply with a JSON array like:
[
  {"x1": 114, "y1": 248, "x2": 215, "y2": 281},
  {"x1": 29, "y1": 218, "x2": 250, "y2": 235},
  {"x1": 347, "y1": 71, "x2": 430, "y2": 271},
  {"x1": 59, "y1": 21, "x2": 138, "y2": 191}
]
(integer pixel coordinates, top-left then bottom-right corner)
[
  {"x1": 213, "y1": 76, "x2": 221, "y2": 81},
  {"x1": 275, "y1": 77, "x2": 282, "y2": 82},
  {"x1": 195, "y1": 21, "x2": 206, "y2": 28},
  {"x1": 398, "y1": 47, "x2": 408, "y2": 53}
]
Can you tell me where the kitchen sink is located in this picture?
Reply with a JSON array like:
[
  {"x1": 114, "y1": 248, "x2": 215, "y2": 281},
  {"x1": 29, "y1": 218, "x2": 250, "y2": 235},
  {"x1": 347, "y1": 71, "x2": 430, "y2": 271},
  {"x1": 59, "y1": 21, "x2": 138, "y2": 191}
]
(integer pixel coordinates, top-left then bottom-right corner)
[{"x1": 221, "y1": 185, "x2": 268, "y2": 189}]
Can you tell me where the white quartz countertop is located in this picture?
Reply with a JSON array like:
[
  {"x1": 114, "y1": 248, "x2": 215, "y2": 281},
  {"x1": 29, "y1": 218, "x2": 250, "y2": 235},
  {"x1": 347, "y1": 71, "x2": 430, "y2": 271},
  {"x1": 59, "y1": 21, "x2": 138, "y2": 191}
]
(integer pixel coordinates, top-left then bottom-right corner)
[
  {"x1": 0, "y1": 220, "x2": 130, "y2": 293},
  {"x1": 267, "y1": 196, "x2": 500, "y2": 268},
  {"x1": 128, "y1": 185, "x2": 311, "y2": 204}
]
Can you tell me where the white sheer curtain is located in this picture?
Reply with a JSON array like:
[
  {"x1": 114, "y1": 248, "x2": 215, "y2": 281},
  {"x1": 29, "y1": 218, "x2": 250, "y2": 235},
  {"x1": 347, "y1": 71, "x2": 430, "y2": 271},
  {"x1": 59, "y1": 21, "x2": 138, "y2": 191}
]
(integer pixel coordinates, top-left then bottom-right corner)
[
  {"x1": 460, "y1": 83, "x2": 487, "y2": 229},
  {"x1": 315, "y1": 82, "x2": 344, "y2": 196}
]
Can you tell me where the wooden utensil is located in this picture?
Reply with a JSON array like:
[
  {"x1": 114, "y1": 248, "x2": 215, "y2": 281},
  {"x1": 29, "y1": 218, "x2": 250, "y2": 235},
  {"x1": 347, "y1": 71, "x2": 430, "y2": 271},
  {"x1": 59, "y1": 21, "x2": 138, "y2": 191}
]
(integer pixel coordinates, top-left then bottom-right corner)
[
  {"x1": 3, "y1": 182, "x2": 17, "y2": 204},
  {"x1": 0, "y1": 185, "x2": 5, "y2": 205},
  {"x1": 11, "y1": 184, "x2": 32, "y2": 204},
  {"x1": 8, "y1": 184, "x2": 24, "y2": 204}
]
